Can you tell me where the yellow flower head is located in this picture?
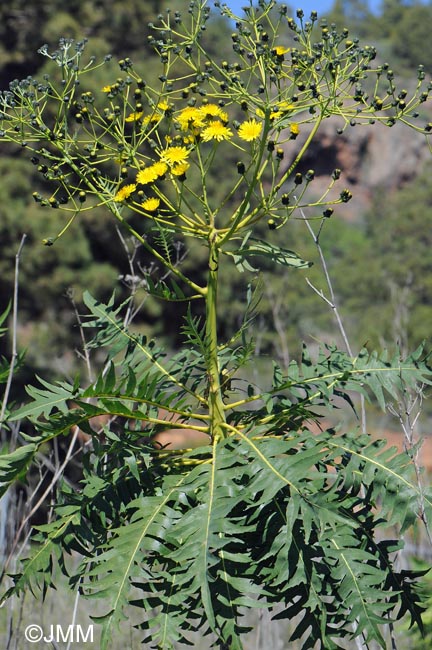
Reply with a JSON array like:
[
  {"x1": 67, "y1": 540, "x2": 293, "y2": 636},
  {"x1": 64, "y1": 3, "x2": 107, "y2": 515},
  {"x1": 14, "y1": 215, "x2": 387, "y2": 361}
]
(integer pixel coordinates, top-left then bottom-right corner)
[
  {"x1": 157, "y1": 99, "x2": 172, "y2": 112},
  {"x1": 141, "y1": 197, "x2": 160, "y2": 212},
  {"x1": 161, "y1": 146, "x2": 190, "y2": 166},
  {"x1": 273, "y1": 46, "x2": 290, "y2": 57},
  {"x1": 136, "y1": 160, "x2": 168, "y2": 185},
  {"x1": 199, "y1": 104, "x2": 229, "y2": 123},
  {"x1": 102, "y1": 84, "x2": 115, "y2": 93},
  {"x1": 171, "y1": 161, "x2": 190, "y2": 177},
  {"x1": 177, "y1": 106, "x2": 205, "y2": 132},
  {"x1": 201, "y1": 121, "x2": 233, "y2": 142},
  {"x1": 136, "y1": 166, "x2": 159, "y2": 185},
  {"x1": 289, "y1": 122, "x2": 300, "y2": 136},
  {"x1": 136, "y1": 161, "x2": 168, "y2": 185},
  {"x1": 152, "y1": 161, "x2": 169, "y2": 177},
  {"x1": 113, "y1": 184, "x2": 136, "y2": 202},
  {"x1": 125, "y1": 111, "x2": 144, "y2": 123},
  {"x1": 238, "y1": 119, "x2": 262, "y2": 142},
  {"x1": 257, "y1": 102, "x2": 295, "y2": 122},
  {"x1": 142, "y1": 113, "x2": 162, "y2": 127},
  {"x1": 278, "y1": 101, "x2": 295, "y2": 113}
]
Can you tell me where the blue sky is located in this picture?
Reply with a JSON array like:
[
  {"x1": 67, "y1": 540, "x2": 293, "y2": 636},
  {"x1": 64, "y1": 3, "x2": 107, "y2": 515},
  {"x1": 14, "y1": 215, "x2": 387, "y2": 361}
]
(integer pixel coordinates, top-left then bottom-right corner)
[{"x1": 223, "y1": 0, "x2": 382, "y2": 18}]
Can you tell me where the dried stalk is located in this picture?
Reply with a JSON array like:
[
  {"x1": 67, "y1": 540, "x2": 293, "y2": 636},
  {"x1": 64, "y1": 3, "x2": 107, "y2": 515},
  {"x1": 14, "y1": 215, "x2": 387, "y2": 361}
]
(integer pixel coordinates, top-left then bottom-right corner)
[{"x1": 300, "y1": 208, "x2": 367, "y2": 433}]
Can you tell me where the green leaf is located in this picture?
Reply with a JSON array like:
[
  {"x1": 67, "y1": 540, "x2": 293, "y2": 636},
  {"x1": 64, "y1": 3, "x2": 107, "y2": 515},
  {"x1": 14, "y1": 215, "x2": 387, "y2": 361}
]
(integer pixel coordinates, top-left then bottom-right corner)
[
  {"x1": 227, "y1": 236, "x2": 312, "y2": 273},
  {"x1": 0, "y1": 443, "x2": 37, "y2": 497},
  {"x1": 0, "y1": 302, "x2": 11, "y2": 335},
  {"x1": 0, "y1": 510, "x2": 79, "y2": 603},
  {"x1": 10, "y1": 376, "x2": 75, "y2": 421}
]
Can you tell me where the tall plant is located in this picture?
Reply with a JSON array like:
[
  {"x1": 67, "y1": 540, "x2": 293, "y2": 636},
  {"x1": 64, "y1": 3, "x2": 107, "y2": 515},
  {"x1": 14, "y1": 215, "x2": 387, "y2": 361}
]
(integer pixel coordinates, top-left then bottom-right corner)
[{"x1": 1, "y1": 2, "x2": 432, "y2": 648}]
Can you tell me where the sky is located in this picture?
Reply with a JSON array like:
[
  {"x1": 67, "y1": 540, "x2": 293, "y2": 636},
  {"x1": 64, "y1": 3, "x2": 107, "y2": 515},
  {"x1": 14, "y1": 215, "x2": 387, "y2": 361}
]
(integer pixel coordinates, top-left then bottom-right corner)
[{"x1": 223, "y1": 0, "x2": 382, "y2": 18}]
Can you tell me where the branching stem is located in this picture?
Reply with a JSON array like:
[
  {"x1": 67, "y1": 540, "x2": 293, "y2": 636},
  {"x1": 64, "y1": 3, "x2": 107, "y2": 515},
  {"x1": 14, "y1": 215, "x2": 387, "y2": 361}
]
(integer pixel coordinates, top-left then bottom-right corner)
[{"x1": 205, "y1": 234, "x2": 226, "y2": 442}]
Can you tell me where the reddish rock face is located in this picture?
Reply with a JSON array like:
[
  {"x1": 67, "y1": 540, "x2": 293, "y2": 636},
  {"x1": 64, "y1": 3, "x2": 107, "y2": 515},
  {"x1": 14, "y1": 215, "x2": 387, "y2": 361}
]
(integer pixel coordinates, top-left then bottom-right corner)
[{"x1": 284, "y1": 117, "x2": 430, "y2": 221}]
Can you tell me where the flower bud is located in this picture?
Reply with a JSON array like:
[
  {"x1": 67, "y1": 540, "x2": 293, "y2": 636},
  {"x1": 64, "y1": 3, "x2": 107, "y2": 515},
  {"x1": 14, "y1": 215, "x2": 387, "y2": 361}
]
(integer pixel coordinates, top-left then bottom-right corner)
[
  {"x1": 373, "y1": 97, "x2": 383, "y2": 110},
  {"x1": 78, "y1": 191, "x2": 87, "y2": 203},
  {"x1": 340, "y1": 189, "x2": 352, "y2": 203},
  {"x1": 294, "y1": 173, "x2": 303, "y2": 185},
  {"x1": 119, "y1": 57, "x2": 132, "y2": 71}
]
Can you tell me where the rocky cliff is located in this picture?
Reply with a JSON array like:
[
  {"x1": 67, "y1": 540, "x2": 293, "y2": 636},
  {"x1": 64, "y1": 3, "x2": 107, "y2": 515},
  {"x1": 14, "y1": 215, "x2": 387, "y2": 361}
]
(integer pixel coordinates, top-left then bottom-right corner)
[{"x1": 290, "y1": 116, "x2": 431, "y2": 220}]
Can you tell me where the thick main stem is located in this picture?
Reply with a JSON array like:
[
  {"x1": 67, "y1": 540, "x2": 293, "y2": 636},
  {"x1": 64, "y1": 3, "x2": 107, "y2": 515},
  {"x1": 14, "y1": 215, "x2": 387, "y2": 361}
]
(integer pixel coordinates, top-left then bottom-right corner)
[{"x1": 205, "y1": 236, "x2": 226, "y2": 442}]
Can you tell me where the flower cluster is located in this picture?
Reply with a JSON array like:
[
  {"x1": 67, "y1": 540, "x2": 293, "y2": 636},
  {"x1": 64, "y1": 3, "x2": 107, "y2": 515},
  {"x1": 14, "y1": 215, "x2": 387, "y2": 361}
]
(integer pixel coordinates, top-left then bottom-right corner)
[
  {"x1": 107, "y1": 108, "x2": 195, "y2": 204},
  {"x1": 123, "y1": 100, "x2": 172, "y2": 127},
  {"x1": 111, "y1": 95, "x2": 303, "y2": 221},
  {"x1": 175, "y1": 104, "x2": 231, "y2": 142},
  {"x1": 113, "y1": 144, "x2": 192, "y2": 214}
]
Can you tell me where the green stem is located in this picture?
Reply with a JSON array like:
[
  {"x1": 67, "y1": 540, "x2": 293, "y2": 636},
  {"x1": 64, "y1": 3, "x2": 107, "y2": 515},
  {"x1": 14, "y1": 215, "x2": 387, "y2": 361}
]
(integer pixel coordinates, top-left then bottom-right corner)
[
  {"x1": 220, "y1": 118, "x2": 272, "y2": 246},
  {"x1": 274, "y1": 114, "x2": 323, "y2": 193},
  {"x1": 205, "y1": 234, "x2": 226, "y2": 442}
]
